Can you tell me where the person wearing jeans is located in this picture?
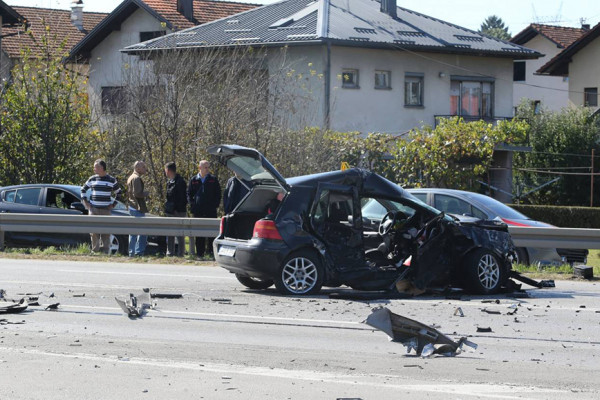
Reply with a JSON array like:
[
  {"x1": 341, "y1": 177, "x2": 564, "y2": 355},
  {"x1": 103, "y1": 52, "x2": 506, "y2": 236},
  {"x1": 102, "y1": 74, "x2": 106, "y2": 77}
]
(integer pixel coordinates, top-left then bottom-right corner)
[{"x1": 127, "y1": 161, "x2": 149, "y2": 256}]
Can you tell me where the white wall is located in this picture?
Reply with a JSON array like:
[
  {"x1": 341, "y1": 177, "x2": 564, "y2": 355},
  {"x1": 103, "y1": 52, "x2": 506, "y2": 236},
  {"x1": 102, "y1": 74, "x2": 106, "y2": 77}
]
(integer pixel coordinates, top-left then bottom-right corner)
[
  {"x1": 88, "y1": 7, "x2": 171, "y2": 120},
  {"x1": 568, "y1": 35, "x2": 600, "y2": 110},
  {"x1": 326, "y1": 46, "x2": 514, "y2": 135},
  {"x1": 513, "y1": 34, "x2": 569, "y2": 112}
]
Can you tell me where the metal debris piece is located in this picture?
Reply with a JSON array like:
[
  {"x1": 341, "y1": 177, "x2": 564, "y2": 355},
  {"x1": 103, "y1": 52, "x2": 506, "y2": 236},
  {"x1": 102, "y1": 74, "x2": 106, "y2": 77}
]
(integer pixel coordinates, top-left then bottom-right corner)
[
  {"x1": 364, "y1": 307, "x2": 477, "y2": 357},
  {"x1": 211, "y1": 298, "x2": 231, "y2": 302},
  {"x1": 115, "y1": 292, "x2": 152, "y2": 318},
  {"x1": 507, "y1": 308, "x2": 518, "y2": 316},
  {"x1": 0, "y1": 299, "x2": 28, "y2": 314},
  {"x1": 453, "y1": 307, "x2": 465, "y2": 317},
  {"x1": 0, "y1": 289, "x2": 5, "y2": 299},
  {"x1": 150, "y1": 293, "x2": 183, "y2": 299},
  {"x1": 477, "y1": 327, "x2": 493, "y2": 333},
  {"x1": 73, "y1": 294, "x2": 86, "y2": 298},
  {"x1": 45, "y1": 303, "x2": 60, "y2": 311}
]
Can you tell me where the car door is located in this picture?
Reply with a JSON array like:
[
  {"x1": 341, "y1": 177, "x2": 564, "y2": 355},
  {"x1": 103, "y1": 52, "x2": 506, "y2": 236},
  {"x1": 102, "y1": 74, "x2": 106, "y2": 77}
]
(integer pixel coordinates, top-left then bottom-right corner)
[
  {"x1": 39, "y1": 187, "x2": 87, "y2": 246},
  {"x1": 0, "y1": 187, "x2": 43, "y2": 246},
  {"x1": 310, "y1": 183, "x2": 365, "y2": 272}
]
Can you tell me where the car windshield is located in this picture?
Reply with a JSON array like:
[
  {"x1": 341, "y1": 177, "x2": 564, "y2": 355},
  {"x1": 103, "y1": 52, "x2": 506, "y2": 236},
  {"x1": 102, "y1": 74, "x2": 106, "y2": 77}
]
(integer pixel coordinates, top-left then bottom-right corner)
[{"x1": 462, "y1": 192, "x2": 529, "y2": 220}]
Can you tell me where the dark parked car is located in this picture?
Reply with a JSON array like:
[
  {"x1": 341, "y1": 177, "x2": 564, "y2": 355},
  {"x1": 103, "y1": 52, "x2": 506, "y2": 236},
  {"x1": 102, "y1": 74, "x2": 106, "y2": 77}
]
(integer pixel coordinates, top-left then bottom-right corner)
[
  {"x1": 407, "y1": 188, "x2": 588, "y2": 266},
  {"x1": 209, "y1": 145, "x2": 515, "y2": 296},
  {"x1": 0, "y1": 184, "x2": 163, "y2": 254}
]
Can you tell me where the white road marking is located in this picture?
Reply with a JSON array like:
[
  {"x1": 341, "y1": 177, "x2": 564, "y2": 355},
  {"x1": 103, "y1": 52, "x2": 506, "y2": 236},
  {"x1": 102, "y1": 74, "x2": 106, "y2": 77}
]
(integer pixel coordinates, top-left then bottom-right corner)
[
  {"x1": 59, "y1": 304, "x2": 363, "y2": 326},
  {"x1": 0, "y1": 346, "x2": 567, "y2": 399}
]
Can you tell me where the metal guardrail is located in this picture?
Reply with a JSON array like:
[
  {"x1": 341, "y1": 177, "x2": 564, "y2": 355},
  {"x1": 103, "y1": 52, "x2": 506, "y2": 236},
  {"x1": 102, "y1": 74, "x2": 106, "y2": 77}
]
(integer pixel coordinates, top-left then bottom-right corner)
[
  {"x1": 508, "y1": 226, "x2": 600, "y2": 250},
  {"x1": 1, "y1": 213, "x2": 599, "y2": 251},
  {"x1": 0, "y1": 213, "x2": 220, "y2": 251}
]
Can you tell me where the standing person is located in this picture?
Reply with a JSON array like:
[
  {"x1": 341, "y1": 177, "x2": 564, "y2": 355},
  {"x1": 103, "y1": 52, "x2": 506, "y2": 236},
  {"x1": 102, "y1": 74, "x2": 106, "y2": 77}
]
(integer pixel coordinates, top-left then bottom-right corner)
[
  {"x1": 187, "y1": 160, "x2": 221, "y2": 258},
  {"x1": 126, "y1": 161, "x2": 149, "y2": 257},
  {"x1": 81, "y1": 159, "x2": 122, "y2": 254},
  {"x1": 223, "y1": 172, "x2": 251, "y2": 214},
  {"x1": 164, "y1": 162, "x2": 187, "y2": 257}
]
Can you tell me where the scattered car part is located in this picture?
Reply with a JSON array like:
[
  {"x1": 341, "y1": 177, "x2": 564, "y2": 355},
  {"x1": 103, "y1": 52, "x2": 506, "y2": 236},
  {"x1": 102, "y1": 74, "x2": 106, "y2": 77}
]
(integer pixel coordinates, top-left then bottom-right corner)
[
  {"x1": 573, "y1": 265, "x2": 594, "y2": 280},
  {"x1": 510, "y1": 271, "x2": 555, "y2": 288},
  {"x1": 481, "y1": 309, "x2": 501, "y2": 315},
  {"x1": 453, "y1": 307, "x2": 465, "y2": 317},
  {"x1": 477, "y1": 327, "x2": 493, "y2": 333},
  {"x1": 364, "y1": 307, "x2": 477, "y2": 356},
  {"x1": 0, "y1": 299, "x2": 28, "y2": 314},
  {"x1": 115, "y1": 292, "x2": 152, "y2": 318},
  {"x1": 142, "y1": 288, "x2": 184, "y2": 299},
  {"x1": 0, "y1": 289, "x2": 5, "y2": 299},
  {"x1": 45, "y1": 303, "x2": 60, "y2": 310}
]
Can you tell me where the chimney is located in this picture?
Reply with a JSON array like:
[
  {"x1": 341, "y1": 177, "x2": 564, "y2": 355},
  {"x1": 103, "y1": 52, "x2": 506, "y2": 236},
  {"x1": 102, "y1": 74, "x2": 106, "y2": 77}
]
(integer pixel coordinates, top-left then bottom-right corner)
[
  {"x1": 380, "y1": 0, "x2": 397, "y2": 19},
  {"x1": 582, "y1": 24, "x2": 591, "y2": 31},
  {"x1": 177, "y1": 0, "x2": 194, "y2": 22},
  {"x1": 70, "y1": 0, "x2": 84, "y2": 32}
]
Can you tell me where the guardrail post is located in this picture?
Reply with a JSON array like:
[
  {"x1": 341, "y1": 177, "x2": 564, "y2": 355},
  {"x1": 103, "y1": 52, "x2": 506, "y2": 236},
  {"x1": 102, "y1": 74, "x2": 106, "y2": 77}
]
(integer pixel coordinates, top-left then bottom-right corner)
[{"x1": 188, "y1": 236, "x2": 196, "y2": 257}]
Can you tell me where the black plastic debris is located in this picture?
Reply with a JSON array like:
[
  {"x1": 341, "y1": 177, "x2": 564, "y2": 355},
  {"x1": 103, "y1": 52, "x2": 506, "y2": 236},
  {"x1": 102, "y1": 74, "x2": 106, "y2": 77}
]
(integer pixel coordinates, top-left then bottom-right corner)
[
  {"x1": 73, "y1": 294, "x2": 86, "y2": 298},
  {"x1": 115, "y1": 292, "x2": 152, "y2": 318},
  {"x1": 510, "y1": 271, "x2": 555, "y2": 289},
  {"x1": 364, "y1": 307, "x2": 477, "y2": 357},
  {"x1": 481, "y1": 309, "x2": 501, "y2": 315},
  {"x1": 573, "y1": 265, "x2": 593, "y2": 280},
  {"x1": 477, "y1": 327, "x2": 493, "y2": 333},
  {"x1": 150, "y1": 293, "x2": 183, "y2": 299},
  {"x1": 45, "y1": 303, "x2": 60, "y2": 311},
  {"x1": 0, "y1": 299, "x2": 28, "y2": 314},
  {"x1": 0, "y1": 289, "x2": 5, "y2": 299}
]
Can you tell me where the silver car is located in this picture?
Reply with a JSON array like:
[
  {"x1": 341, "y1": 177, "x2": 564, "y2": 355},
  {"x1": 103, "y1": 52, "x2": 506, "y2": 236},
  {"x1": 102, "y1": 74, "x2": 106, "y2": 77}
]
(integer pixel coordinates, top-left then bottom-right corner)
[{"x1": 407, "y1": 188, "x2": 587, "y2": 266}]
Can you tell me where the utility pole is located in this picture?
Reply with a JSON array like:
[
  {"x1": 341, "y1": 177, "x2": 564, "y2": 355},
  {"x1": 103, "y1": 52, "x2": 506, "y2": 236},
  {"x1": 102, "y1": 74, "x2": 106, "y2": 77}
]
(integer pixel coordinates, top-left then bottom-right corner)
[{"x1": 591, "y1": 149, "x2": 595, "y2": 207}]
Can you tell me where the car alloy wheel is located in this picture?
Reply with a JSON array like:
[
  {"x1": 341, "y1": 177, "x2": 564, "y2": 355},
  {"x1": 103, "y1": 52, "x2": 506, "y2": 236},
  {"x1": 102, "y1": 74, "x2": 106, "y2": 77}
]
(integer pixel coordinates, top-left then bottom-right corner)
[
  {"x1": 477, "y1": 253, "x2": 500, "y2": 290},
  {"x1": 281, "y1": 256, "x2": 318, "y2": 295}
]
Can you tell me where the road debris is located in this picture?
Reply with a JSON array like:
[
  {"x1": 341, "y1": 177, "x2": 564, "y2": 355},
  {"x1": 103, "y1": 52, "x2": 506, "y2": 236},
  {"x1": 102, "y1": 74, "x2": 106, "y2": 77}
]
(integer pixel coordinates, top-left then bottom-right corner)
[
  {"x1": 364, "y1": 307, "x2": 477, "y2": 357},
  {"x1": 477, "y1": 327, "x2": 493, "y2": 333},
  {"x1": 73, "y1": 293, "x2": 86, "y2": 298},
  {"x1": 481, "y1": 308, "x2": 501, "y2": 315},
  {"x1": 142, "y1": 288, "x2": 184, "y2": 299},
  {"x1": 115, "y1": 292, "x2": 153, "y2": 318},
  {"x1": 0, "y1": 299, "x2": 28, "y2": 314},
  {"x1": 45, "y1": 303, "x2": 60, "y2": 311},
  {"x1": 0, "y1": 289, "x2": 5, "y2": 299},
  {"x1": 453, "y1": 307, "x2": 465, "y2": 317},
  {"x1": 573, "y1": 265, "x2": 593, "y2": 280},
  {"x1": 510, "y1": 271, "x2": 555, "y2": 289}
]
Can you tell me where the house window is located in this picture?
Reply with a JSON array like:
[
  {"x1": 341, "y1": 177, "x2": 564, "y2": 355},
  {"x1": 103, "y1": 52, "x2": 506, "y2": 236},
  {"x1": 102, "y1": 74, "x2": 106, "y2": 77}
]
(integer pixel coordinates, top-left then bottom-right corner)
[
  {"x1": 375, "y1": 70, "x2": 391, "y2": 89},
  {"x1": 140, "y1": 31, "x2": 166, "y2": 42},
  {"x1": 342, "y1": 69, "x2": 359, "y2": 89},
  {"x1": 584, "y1": 88, "x2": 598, "y2": 107},
  {"x1": 450, "y1": 77, "x2": 494, "y2": 118},
  {"x1": 101, "y1": 86, "x2": 127, "y2": 115},
  {"x1": 513, "y1": 61, "x2": 526, "y2": 82},
  {"x1": 404, "y1": 73, "x2": 424, "y2": 107}
]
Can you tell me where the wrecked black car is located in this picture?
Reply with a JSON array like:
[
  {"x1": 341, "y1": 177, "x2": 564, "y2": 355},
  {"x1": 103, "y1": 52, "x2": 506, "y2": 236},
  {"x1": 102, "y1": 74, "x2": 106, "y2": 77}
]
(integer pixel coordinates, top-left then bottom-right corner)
[{"x1": 209, "y1": 145, "x2": 515, "y2": 296}]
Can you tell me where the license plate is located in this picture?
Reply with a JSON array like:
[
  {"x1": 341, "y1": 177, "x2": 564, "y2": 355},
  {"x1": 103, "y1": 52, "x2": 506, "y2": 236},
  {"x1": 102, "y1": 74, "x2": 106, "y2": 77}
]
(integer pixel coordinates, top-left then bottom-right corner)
[{"x1": 218, "y1": 246, "x2": 236, "y2": 257}]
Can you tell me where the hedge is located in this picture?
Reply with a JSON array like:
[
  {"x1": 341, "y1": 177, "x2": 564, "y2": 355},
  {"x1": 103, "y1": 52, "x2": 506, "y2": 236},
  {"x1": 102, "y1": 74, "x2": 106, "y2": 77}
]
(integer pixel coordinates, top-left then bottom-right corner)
[{"x1": 510, "y1": 204, "x2": 600, "y2": 229}]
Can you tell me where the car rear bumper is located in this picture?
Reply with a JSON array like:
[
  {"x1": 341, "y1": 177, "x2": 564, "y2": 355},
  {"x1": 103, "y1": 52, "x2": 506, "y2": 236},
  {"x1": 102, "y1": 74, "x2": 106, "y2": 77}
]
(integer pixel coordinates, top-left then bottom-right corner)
[{"x1": 213, "y1": 237, "x2": 288, "y2": 280}]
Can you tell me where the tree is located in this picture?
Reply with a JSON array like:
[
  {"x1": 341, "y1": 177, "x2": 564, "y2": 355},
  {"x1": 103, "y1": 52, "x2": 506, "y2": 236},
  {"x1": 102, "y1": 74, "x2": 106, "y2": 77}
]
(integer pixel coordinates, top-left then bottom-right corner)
[
  {"x1": 513, "y1": 103, "x2": 600, "y2": 206},
  {"x1": 0, "y1": 27, "x2": 96, "y2": 185},
  {"x1": 479, "y1": 15, "x2": 511, "y2": 41},
  {"x1": 390, "y1": 117, "x2": 528, "y2": 190}
]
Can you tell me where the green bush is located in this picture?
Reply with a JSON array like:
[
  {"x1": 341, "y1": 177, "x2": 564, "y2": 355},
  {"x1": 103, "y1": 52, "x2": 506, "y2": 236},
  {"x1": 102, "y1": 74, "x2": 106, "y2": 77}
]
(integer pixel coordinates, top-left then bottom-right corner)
[{"x1": 510, "y1": 204, "x2": 600, "y2": 228}]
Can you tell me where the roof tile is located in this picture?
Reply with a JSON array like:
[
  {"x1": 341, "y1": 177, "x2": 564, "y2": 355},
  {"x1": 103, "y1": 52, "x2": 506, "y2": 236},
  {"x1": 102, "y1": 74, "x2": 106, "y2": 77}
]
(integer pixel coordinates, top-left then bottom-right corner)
[
  {"x1": 2, "y1": 6, "x2": 106, "y2": 58},
  {"x1": 530, "y1": 24, "x2": 586, "y2": 48}
]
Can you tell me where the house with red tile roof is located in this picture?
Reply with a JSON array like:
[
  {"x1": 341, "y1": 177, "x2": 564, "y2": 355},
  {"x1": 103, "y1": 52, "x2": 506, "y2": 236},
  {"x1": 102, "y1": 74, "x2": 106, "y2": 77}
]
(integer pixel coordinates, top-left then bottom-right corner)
[
  {"x1": 0, "y1": 5, "x2": 106, "y2": 81},
  {"x1": 537, "y1": 22, "x2": 600, "y2": 111},
  {"x1": 68, "y1": 0, "x2": 257, "y2": 120},
  {"x1": 510, "y1": 24, "x2": 587, "y2": 112},
  {"x1": 0, "y1": 1, "x2": 25, "y2": 78}
]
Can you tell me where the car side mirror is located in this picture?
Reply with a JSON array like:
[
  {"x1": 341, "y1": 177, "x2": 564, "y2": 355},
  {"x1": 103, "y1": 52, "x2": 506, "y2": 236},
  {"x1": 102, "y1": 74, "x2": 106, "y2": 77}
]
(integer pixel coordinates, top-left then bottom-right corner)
[{"x1": 70, "y1": 202, "x2": 86, "y2": 213}]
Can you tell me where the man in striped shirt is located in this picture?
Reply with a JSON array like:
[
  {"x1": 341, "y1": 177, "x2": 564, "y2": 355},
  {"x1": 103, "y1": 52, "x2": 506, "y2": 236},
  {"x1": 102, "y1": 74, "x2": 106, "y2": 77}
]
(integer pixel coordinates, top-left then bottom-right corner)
[{"x1": 81, "y1": 159, "x2": 122, "y2": 254}]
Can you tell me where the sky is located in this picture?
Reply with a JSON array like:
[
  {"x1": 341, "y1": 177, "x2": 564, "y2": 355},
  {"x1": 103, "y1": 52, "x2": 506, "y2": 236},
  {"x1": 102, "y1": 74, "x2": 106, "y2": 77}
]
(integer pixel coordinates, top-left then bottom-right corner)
[{"x1": 6, "y1": 0, "x2": 600, "y2": 35}]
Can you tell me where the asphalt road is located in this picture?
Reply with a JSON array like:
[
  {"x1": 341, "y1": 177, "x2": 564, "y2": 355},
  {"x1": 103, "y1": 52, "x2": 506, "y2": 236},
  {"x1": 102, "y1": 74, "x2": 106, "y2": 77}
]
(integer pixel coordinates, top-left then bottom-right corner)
[{"x1": 1, "y1": 258, "x2": 599, "y2": 400}]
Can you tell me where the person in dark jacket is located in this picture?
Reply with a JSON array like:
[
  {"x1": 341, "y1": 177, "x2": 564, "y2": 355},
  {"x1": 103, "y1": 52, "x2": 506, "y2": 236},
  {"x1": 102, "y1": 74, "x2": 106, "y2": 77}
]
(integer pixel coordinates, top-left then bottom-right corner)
[
  {"x1": 164, "y1": 162, "x2": 188, "y2": 257},
  {"x1": 223, "y1": 173, "x2": 251, "y2": 214},
  {"x1": 187, "y1": 160, "x2": 221, "y2": 257}
]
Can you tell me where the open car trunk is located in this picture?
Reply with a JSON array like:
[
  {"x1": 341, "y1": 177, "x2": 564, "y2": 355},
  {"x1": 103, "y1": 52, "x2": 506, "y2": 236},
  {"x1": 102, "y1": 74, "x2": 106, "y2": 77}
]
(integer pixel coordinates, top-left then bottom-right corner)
[{"x1": 222, "y1": 186, "x2": 284, "y2": 241}]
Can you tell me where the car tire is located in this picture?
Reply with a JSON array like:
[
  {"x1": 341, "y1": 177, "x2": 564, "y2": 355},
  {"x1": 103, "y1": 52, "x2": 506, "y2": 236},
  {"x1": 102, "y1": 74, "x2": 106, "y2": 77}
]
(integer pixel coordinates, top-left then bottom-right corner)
[
  {"x1": 274, "y1": 250, "x2": 324, "y2": 296},
  {"x1": 109, "y1": 234, "x2": 128, "y2": 256},
  {"x1": 235, "y1": 274, "x2": 274, "y2": 290},
  {"x1": 464, "y1": 249, "x2": 506, "y2": 295},
  {"x1": 514, "y1": 247, "x2": 529, "y2": 266}
]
